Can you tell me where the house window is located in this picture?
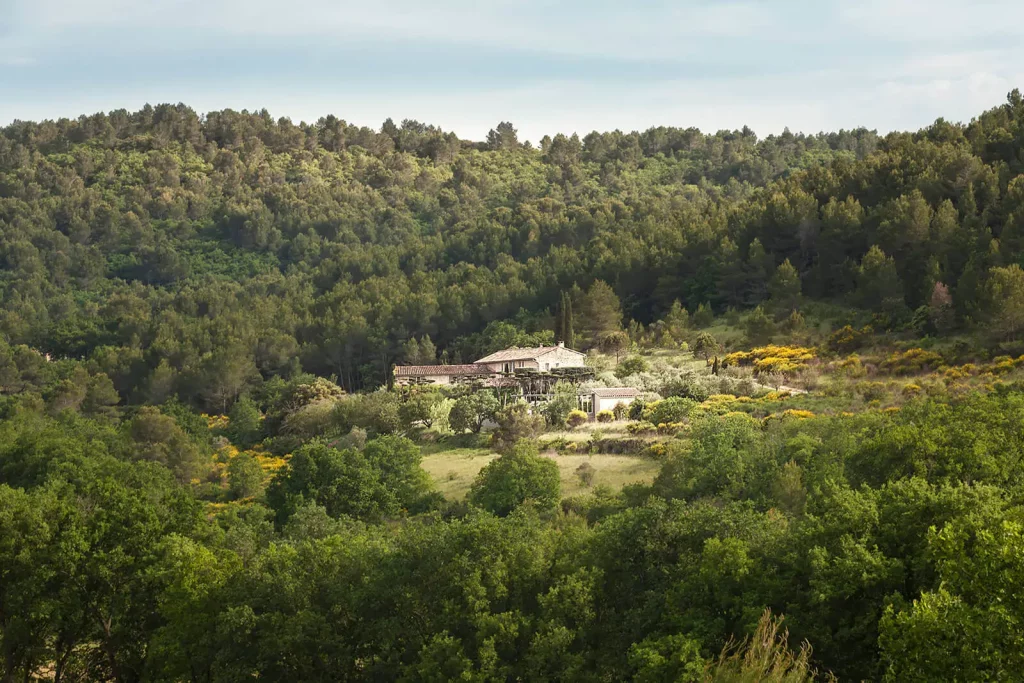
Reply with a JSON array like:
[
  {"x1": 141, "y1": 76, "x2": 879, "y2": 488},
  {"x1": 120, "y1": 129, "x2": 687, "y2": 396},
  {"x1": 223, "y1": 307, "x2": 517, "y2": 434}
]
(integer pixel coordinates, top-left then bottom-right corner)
[
  {"x1": 544, "y1": 363, "x2": 549, "y2": 371},
  {"x1": 503, "y1": 363, "x2": 512, "y2": 373},
  {"x1": 578, "y1": 394, "x2": 594, "y2": 414}
]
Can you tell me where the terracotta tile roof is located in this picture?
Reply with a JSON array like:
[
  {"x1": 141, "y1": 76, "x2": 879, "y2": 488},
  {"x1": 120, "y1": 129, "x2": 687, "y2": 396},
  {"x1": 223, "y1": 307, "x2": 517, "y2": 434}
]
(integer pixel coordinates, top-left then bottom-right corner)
[
  {"x1": 394, "y1": 364, "x2": 492, "y2": 377},
  {"x1": 474, "y1": 345, "x2": 584, "y2": 364}
]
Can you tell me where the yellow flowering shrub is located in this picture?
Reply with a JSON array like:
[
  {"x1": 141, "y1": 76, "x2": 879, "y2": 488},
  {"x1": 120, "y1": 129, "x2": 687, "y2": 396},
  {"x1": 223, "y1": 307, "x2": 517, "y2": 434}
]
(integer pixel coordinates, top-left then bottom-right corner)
[
  {"x1": 943, "y1": 366, "x2": 969, "y2": 380},
  {"x1": 879, "y1": 348, "x2": 944, "y2": 375},
  {"x1": 761, "y1": 391, "x2": 791, "y2": 401},
  {"x1": 646, "y1": 443, "x2": 667, "y2": 459},
  {"x1": 699, "y1": 394, "x2": 743, "y2": 416},
  {"x1": 724, "y1": 345, "x2": 815, "y2": 376},
  {"x1": 834, "y1": 354, "x2": 867, "y2": 378},
  {"x1": 754, "y1": 357, "x2": 801, "y2": 374},
  {"x1": 857, "y1": 381, "x2": 888, "y2": 401},
  {"x1": 723, "y1": 350, "x2": 754, "y2": 366},
  {"x1": 826, "y1": 324, "x2": 872, "y2": 353},
  {"x1": 256, "y1": 453, "x2": 289, "y2": 474},
  {"x1": 203, "y1": 413, "x2": 229, "y2": 431},
  {"x1": 901, "y1": 384, "x2": 922, "y2": 397},
  {"x1": 990, "y1": 359, "x2": 1016, "y2": 375}
]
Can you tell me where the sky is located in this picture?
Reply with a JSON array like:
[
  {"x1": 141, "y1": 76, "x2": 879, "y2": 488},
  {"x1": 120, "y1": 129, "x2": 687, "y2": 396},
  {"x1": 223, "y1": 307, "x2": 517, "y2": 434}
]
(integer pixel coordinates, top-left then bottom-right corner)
[{"x1": 2, "y1": 0, "x2": 1024, "y2": 142}]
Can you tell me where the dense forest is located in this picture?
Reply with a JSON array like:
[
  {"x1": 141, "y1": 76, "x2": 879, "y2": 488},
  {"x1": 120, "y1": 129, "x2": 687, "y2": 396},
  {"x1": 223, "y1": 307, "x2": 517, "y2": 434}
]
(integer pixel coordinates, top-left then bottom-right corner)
[
  {"x1": 7, "y1": 94, "x2": 1019, "y2": 396},
  {"x1": 3, "y1": 93, "x2": 1024, "y2": 681}
]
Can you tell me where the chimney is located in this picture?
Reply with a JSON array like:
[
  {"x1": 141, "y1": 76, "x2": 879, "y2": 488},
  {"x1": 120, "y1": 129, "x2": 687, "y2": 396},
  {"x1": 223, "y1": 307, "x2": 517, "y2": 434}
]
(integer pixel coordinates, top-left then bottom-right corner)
[{"x1": 557, "y1": 341, "x2": 565, "y2": 348}]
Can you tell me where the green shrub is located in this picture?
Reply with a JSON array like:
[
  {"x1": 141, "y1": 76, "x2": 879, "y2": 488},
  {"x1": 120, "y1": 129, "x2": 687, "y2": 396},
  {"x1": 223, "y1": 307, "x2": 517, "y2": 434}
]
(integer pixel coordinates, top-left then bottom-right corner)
[
  {"x1": 596, "y1": 409, "x2": 614, "y2": 423},
  {"x1": 627, "y1": 421, "x2": 656, "y2": 435},
  {"x1": 575, "y1": 461, "x2": 596, "y2": 487},
  {"x1": 644, "y1": 397, "x2": 697, "y2": 424},
  {"x1": 615, "y1": 356, "x2": 649, "y2": 378},
  {"x1": 542, "y1": 381, "x2": 579, "y2": 428},
  {"x1": 566, "y1": 410, "x2": 589, "y2": 429}
]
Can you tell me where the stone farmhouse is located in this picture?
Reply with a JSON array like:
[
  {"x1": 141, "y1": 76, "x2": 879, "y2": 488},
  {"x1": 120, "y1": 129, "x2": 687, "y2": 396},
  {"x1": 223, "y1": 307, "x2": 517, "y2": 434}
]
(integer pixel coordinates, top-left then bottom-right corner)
[
  {"x1": 394, "y1": 342, "x2": 640, "y2": 418},
  {"x1": 394, "y1": 342, "x2": 586, "y2": 385}
]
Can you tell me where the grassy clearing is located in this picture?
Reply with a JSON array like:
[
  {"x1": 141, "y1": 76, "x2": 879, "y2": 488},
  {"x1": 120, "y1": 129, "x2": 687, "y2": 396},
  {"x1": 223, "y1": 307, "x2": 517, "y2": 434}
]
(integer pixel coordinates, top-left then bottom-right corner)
[
  {"x1": 420, "y1": 447, "x2": 661, "y2": 500},
  {"x1": 539, "y1": 420, "x2": 632, "y2": 443},
  {"x1": 420, "y1": 447, "x2": 497, "y2": 500},
  {"x1": 554, "y1": 453, "x2": 662, "y2": 497}
]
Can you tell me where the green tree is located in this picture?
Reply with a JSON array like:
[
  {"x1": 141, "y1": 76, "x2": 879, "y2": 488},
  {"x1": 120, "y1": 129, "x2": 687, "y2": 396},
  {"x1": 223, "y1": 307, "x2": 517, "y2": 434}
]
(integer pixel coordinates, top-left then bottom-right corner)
[
  {"x1": 579, "y1": 281, "x2": 623, "y2": 348},
  {"x1": 661, "y1": 300, "x2": 690, "y2": 346},
  {"x1": 266, "y1": 440, "x2": 401, "y2": 523},
  {"x1": 987, "y1": 264, "x2": 1024, "y2": 340},
  {"x1": 542, "y1": 381, "x2": 579, "y2": 428},
  {"x1": 693, "y1": 302, "x2": 714, "y2": 328},
  {"x1": 448, "y1": 390, "x2": 500, "y2": 434},
  {"x1": 693, "y1": 331, "x2": 721, "y2": 360},
  {"x1": 486, "y1": 121, "x2": 520, "y2": 150},
  {"x1": 600, "y1": 330, "x2": 631, "y2": 362},
  {"x1": 228, "y1": 452, "x2": 265, "y2": 499},
  {"x1": 490, "y1": 402, "x2": 545, "y2": 453},
  {"x1": 880, "y1": 518, "x2": 1024, "y2": 681},
  {"x1": 227, "y1": 395, "x2": 262, "y2": 448},
  {"x1": 858, "y1": 246, "x2": 905, "y2": 318},
  {"x1": 768, "y1": 258, "x2": 801, "y2": 316},
  {"x1": 744, "y1": 306, "x2": 776, "y2": 345},
  {"x1": 468, "y1": 441, "x2": 560, "y2": 515},
  {"x1": 399, "y1": 392, "x2": 441, "y2": 429},
  {"x1": 616, "y1": 356, "x2": 649, "y2": 378},
  {"x1": 129, "y1": 406, "x2": 207, "y2": 483}
]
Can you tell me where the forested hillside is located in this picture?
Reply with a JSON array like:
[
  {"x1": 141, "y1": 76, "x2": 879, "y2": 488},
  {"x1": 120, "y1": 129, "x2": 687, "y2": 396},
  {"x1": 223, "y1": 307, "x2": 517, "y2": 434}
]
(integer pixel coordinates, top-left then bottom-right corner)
[
  {"x1": 8, "y1": 94, "x2": 1016, "y2": 398},
  {"x1": 5, "y1": 94, "x2": 1024, "y2": 682}
]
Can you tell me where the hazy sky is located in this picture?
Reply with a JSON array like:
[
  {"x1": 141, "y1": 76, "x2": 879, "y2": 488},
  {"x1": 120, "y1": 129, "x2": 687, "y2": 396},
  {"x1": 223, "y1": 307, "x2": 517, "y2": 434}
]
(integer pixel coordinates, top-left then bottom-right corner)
[{"x1": 2, "y1": 0, "x2": 1024, "y2": 142}]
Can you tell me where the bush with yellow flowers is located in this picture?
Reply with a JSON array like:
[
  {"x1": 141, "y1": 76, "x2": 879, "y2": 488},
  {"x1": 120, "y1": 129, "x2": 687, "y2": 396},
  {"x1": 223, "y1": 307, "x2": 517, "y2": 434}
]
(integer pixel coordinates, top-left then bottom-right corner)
[
  {"x1": 724, "y1": 345, "x2": 815, "y2": 377},
  {"x1": 879, "y1": 348, "x2": 944, "y2": 375},
  {"x1": 826, "y1": 324, "x2": 872, "y2": 353},
  {"x1": 645, "y1": 442, "x2": 668, "y2": 459},
  {"x1": 627, "y1": 421, "x2": 657, "y2": 435}
]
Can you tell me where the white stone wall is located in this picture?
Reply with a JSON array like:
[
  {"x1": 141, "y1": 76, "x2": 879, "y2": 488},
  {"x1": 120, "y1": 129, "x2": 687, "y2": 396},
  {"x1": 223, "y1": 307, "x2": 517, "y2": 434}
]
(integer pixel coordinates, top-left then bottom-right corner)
[
  {"x1": 596, "y1": 395, "x2": 634, "y2": 414},
  {"x1": 480, "y1": 359, "x2": 541, "y2": 372},
  {"x1": 537, "y1": 348, "x2": 586, "y2": 370}
]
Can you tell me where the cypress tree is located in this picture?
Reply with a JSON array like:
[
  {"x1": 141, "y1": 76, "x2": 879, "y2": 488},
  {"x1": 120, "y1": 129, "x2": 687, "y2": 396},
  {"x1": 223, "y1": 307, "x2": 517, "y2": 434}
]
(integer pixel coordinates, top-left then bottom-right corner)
[
  {"x1": 565, "y1": 296, "x2": 575, "y2": 349},
  {"x1": 554, "y1": 293, "x2": 564, "y2": 342}
]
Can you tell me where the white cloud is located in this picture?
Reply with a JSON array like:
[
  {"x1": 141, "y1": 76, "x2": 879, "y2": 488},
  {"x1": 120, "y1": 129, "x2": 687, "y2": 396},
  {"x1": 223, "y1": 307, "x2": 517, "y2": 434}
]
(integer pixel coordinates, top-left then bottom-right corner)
[
  {"x1": 7, "y1": 64, "x2": 1007, "y2": 140},
  {"x1": 15, "y1": 0, "x2": 788, "y2": 61},
  {"x1": 3, "y1": 0, "x2": 1022, "y2": 137},
  {"x1": 839, "y1": 0, "x2": 1024, "y2": 41}
]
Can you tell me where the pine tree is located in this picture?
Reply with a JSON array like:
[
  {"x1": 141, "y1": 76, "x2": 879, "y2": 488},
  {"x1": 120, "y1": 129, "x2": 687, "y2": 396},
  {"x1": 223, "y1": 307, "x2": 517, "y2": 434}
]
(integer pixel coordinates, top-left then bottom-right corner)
[
  {"x1": 768, "y1": 259, "x2": 801, "y2": 317},
  {"x1": 578, "y1": 280, "x2": 620, "y2": 347},
  {"x1": 402, "y1": 337, "x2": 421, "y2": 364},
  {"x1": 419, "y1": 335, "x2": 437, "y2": 364}
]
